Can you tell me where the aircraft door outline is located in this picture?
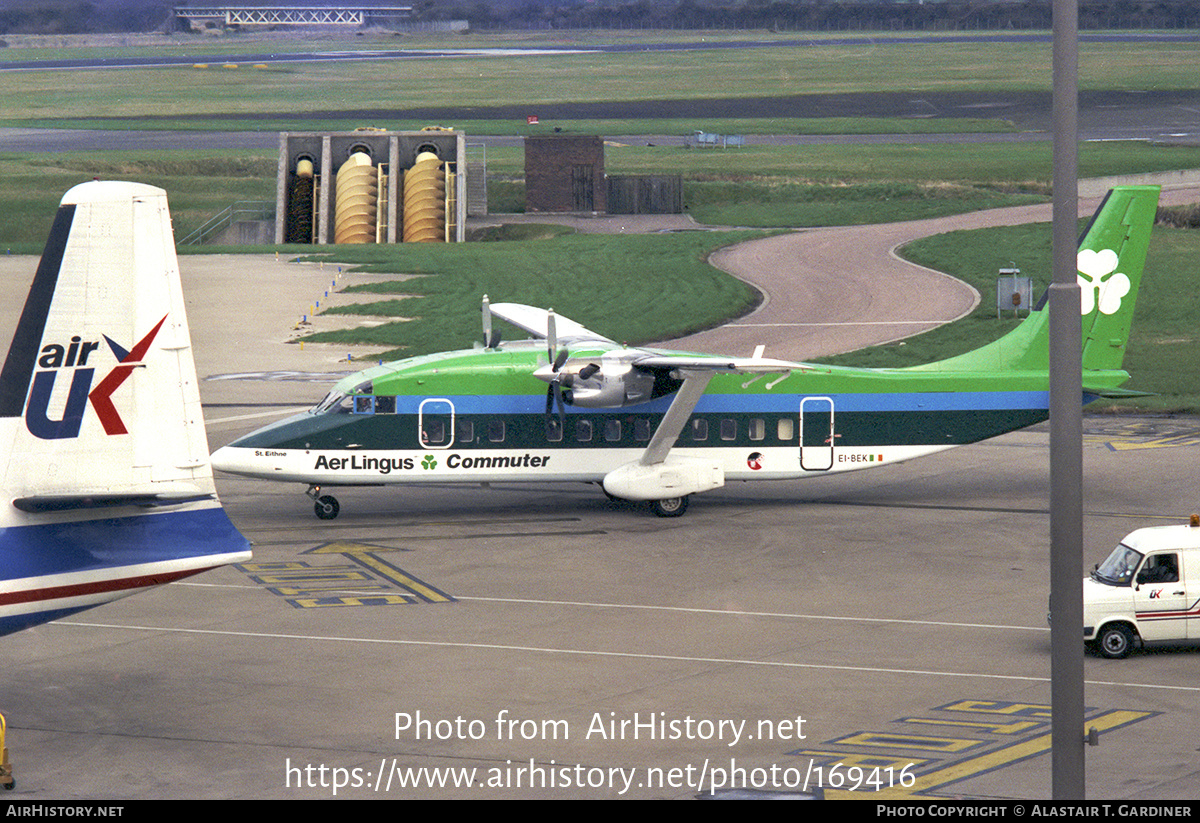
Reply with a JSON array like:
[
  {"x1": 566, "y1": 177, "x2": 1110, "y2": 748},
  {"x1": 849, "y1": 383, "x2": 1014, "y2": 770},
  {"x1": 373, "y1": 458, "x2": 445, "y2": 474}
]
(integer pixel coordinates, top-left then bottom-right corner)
[
  {"x1": 418, "y1": 398, "x2": 455, "y2": 449},
  {"x1": 800, "y1": 396, "x2": 835, "y2": 471}
]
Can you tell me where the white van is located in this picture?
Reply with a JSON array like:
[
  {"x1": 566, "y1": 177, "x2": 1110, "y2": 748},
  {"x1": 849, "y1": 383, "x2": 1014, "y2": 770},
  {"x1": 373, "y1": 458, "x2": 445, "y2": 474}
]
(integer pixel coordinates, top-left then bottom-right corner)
[{"x1": 1084, "y1": 517, "x2": 1200, "y2": 658}]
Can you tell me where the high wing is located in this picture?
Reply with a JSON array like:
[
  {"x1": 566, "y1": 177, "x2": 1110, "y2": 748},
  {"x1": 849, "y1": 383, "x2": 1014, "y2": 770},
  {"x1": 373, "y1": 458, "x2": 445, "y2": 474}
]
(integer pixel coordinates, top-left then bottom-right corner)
[
  {"x1": 495, "y1": 304, "x2": 805, "y2": 470},
  {"x1": 489, "y1": 302, "x2": 614, "y2": 345}
]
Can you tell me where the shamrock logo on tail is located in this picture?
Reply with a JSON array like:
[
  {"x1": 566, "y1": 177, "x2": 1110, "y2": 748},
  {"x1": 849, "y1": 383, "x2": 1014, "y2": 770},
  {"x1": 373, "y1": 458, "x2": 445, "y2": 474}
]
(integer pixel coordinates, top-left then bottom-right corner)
[{"x1": 1077, "y1": 248, "x2": 1130, "y2": 316}]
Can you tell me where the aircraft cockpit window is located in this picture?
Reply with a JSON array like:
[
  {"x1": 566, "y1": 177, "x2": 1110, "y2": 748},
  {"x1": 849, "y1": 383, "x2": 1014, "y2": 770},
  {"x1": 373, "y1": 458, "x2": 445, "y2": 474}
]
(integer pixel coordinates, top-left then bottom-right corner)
[
  {"x1": 375, "y1": 396, "x2": 396, "y2": 414},
  {"x1": 313, "y1": 391, "x2": 353, "y2": 415},
  {"x1": 354, "y1": 396, "x2": 374, "y2": 414}
]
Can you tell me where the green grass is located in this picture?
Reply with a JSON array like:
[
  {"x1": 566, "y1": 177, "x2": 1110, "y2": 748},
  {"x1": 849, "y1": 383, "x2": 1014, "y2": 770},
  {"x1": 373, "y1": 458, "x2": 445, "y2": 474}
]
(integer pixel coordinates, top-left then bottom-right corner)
[
  {"x1": 293, "y1": 230, "x2": 767, "y2": 359},
  {"x1": 2, "y1": 36, "x2": 1200, "y2": 130},
  {"x1": 819, "y1": 222, "x2": 1200, "y2": 413}
]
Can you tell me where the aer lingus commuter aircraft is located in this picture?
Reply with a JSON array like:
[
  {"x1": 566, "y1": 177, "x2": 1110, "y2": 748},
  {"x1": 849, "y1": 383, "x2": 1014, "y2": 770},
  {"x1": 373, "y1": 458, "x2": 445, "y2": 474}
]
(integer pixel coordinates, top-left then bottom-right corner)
[
  {"x1": 212, "y1": 186, "x2": 1159, "y2": 519},
  {"x1": 0, "y1": 181, "x2": 251, "y2": 637}
]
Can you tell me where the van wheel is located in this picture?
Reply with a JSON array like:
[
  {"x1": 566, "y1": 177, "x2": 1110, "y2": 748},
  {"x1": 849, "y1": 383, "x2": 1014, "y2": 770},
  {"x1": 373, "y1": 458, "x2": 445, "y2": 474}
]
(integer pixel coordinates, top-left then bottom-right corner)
[{"x1": 1097, "y1": 624, "x2": 1135, "y2": 659}]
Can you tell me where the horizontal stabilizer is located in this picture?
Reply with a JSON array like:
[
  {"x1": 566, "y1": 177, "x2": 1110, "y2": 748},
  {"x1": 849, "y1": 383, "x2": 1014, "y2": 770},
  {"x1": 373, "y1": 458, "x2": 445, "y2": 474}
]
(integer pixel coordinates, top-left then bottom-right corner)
[{"x1": 12, "y1": 491, "x2": 215, "y2": 513}]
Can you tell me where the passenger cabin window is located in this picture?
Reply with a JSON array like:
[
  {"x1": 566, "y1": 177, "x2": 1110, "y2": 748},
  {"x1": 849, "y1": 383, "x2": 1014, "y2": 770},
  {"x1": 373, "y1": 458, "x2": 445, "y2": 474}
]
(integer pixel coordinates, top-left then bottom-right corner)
[
  {"x1": 487, "y1": 420, "x2": 505, "y2": 443},
  {"x1": 546, "y1": 418, "x2": 564, "y2": 442},
  {"x1": 777, "y1": 417, "x2": 795, "y2": 441},
  {"x1": 748, "y1": 418, "x2": 765, "y2": 441},
  {"x1": 689, "y1": 419, "x2": 708, "y2": 441},
  {"x1": 633, "y1": 418, "x2": 651, "y2": 442},
  {"x1": 456, "y1": 419, "x2": 474, "y2": 443},
  {"x1": 421, "y1": 418, "x2": 448, "y2": 446},
  {"x1": 720, "y1": 419, "x2": 737, "y2": 441},
  {"x1": 576, "y1": 419, "x2": 593, "y2": 442},
  {"x1": 604, "y1": 420, "x2": 621, "y2": 442}
]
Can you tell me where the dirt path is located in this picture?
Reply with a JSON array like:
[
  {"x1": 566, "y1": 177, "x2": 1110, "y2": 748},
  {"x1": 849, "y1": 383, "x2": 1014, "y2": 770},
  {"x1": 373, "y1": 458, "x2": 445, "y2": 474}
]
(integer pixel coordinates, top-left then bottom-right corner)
[{"x1": 668, "y1": 185, "x2": 1200, "y2": 360}]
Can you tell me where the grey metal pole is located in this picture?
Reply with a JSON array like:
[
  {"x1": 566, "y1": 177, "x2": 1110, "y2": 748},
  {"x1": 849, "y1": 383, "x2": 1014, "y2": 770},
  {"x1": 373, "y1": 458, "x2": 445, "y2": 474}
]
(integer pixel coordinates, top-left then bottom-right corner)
[{"x1": 1050, "y1": 0, "x2": 1085, "y2": 800}]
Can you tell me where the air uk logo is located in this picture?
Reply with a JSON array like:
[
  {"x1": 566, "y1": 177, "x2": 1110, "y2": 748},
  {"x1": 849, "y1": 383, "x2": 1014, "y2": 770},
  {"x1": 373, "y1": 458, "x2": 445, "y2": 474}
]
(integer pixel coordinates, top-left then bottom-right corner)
[
  {"x1": 25, "y1": 315, "x2": 167, "y2": 440},
  {"x1": 1077, "y1": 248, "x2": 1130, "y2": 316}
]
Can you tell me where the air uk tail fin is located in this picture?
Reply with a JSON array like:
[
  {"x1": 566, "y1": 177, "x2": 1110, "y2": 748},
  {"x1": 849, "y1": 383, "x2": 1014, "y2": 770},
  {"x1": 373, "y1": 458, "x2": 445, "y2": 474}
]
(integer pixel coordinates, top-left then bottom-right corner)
[
  {"x1": 0, "y1": 181, "x2": 251, "y2": 637},
  {"x1": 913, "y1": 184, "x2": 1160, "y2": 379}
]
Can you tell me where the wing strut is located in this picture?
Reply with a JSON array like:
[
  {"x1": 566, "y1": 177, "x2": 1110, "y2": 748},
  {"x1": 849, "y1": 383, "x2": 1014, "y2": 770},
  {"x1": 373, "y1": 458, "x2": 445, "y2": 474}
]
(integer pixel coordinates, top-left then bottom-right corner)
[{"x1": 639, "y1": 371, "x2": 712, "y2": 466}]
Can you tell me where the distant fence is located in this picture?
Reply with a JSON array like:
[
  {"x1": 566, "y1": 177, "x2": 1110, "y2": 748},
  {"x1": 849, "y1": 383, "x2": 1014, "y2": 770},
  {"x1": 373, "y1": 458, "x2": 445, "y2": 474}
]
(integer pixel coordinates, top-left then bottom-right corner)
[{"x1": 607, "y1": 175, "x2": 683, "y2": 215}]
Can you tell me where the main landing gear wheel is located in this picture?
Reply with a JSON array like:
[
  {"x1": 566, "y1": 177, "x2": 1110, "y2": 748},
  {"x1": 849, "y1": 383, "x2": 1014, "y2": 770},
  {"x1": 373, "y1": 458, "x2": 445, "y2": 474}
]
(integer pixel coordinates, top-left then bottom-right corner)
[
  {"x1": 649, "y1": 496, "x2": 688, "y2": 518},
  {"x1": 314, "y1": 495, "x2": 340, "y2": 520}
]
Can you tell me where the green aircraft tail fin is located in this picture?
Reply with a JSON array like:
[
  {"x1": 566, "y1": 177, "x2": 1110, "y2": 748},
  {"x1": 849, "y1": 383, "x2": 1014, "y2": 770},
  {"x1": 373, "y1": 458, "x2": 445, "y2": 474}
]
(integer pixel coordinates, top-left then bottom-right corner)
[{"x1": 913, "y1": 184, "x2": 1160, "y2": 375}]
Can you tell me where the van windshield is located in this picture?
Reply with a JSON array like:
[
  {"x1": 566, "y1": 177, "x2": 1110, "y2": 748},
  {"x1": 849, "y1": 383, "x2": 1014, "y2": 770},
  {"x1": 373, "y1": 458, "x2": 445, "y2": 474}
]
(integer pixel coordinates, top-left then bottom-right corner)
[{"x1": 1093, "y1": 544, "x2": 1143, "y2": 586}]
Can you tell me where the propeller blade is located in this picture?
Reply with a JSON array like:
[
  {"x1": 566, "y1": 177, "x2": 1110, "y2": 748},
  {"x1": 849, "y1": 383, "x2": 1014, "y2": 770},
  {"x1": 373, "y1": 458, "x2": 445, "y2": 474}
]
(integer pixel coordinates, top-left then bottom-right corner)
[
  {"x1": 553, "y1": 348, "x2": 570, "y2": 371},
  {"x1": 546, "y1": 308, "x2": 557, "y2": 363}
]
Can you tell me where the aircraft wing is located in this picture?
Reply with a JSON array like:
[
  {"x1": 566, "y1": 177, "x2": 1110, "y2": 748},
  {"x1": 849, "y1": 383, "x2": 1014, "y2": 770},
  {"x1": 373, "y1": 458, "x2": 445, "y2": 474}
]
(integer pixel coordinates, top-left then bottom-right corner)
[
  {"x1": 489, "y1": 303, "x2": 614, "y2": 344},
  {"x1": 632, "y1": 353, "x2": 804, "y2": 374}
]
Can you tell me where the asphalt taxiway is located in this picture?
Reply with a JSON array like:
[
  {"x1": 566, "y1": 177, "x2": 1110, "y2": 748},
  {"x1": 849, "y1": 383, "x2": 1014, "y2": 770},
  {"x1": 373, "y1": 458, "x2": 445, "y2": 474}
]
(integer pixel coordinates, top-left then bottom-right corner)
[{"x1": 2, "y1": 209, "x2": 1200, "y2": 799}]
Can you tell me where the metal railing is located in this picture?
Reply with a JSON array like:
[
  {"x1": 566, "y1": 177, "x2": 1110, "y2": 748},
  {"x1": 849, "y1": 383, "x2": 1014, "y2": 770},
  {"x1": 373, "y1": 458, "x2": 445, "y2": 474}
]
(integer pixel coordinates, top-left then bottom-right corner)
[{"x1": 179, "y1": 201, "x2": 275, "y2": 246}]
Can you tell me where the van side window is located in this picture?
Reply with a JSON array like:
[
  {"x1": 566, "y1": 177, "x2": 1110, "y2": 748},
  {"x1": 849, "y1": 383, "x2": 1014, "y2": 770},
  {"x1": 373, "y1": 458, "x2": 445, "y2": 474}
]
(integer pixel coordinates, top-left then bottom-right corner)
[{"x1": 1138, "y1": 553, "x2": 1179, "y2": 584}]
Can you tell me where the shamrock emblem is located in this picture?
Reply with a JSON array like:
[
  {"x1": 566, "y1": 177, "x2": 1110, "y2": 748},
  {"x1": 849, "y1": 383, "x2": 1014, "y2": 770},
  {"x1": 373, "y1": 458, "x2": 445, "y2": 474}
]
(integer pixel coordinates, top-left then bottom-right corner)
[
  {"x1": 1076, "y1": 248, "x2": 1130, "y2": 316},
  {"x1": 421, "y1": 455, "x2": 437, "y2": 470}
]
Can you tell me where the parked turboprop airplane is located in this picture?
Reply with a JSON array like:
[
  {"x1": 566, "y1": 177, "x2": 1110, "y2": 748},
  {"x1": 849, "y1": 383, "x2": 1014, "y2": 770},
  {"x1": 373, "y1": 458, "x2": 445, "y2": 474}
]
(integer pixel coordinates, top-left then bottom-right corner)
[
  {"x1": 212, "y1": 186, "x2": 1159, "y2": 519},
  {"x1": 0, "y1": 181, "x2": 251, "y2": 637}
]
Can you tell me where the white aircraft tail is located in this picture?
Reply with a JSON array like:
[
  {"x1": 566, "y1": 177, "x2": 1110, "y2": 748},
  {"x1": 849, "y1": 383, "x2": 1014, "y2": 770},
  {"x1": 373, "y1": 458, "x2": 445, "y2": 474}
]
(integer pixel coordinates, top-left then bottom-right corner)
[{"x1": 0, "y1": 181, "x2": 251, "y2": 636}]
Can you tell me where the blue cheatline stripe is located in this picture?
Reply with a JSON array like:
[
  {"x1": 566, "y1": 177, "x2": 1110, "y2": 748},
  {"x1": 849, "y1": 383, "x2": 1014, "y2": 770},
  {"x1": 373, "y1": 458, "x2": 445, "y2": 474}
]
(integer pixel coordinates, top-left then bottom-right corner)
[
  {"x1": 369, "y1": 391, "x2": 1051, "y2": 417},
  {"x1": 0, "y1": 506, "x2": 250, "y2": 582},
  {"x1": 0, "y1": 204, "x2": 75, "y2": 418}
]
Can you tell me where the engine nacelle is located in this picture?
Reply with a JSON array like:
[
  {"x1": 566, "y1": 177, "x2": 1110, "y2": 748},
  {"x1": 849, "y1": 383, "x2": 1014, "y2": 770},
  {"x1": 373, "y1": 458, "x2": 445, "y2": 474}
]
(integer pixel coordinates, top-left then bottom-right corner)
[{"x1": 602, "y1": 457, "x2": 724, "y2": 501}]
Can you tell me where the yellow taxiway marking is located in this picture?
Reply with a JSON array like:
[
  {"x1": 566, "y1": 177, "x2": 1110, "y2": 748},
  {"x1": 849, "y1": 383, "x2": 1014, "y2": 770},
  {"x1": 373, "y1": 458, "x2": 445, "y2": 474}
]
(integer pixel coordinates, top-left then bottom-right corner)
[{"x1": 827, "y1": 709, "x2": 1153, "y2": 799}]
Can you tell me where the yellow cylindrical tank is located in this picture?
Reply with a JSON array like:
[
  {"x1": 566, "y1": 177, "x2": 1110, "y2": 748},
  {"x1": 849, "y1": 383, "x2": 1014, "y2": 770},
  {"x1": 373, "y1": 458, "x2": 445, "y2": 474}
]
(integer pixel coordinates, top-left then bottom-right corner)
[
  {"x1": 402, "y1": 151, "x2": 445, "y2": 243},
  {"x1": 335, "y1": 152, "x2": 378, "y2": 244}
]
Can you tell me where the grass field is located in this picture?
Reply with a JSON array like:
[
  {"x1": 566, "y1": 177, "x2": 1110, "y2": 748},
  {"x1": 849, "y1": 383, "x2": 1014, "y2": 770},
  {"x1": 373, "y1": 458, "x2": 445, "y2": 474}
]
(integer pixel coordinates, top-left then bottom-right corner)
[{"x1": 2, "y1": 29, "x2": 1198, "y2": 410}]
